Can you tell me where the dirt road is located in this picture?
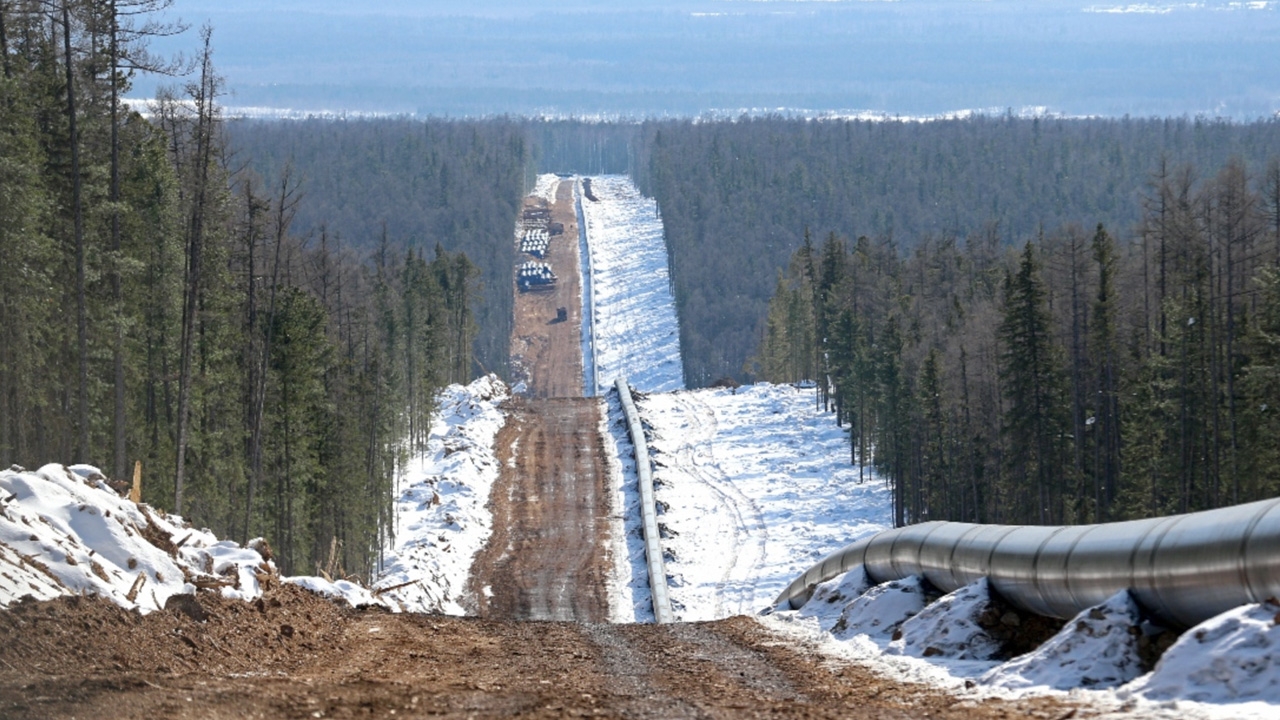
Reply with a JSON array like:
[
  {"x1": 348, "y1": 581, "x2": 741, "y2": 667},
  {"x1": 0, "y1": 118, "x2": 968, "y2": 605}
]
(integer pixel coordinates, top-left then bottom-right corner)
[
  {"x1": 466, "y1": 396, "x2": 613, "y2": 622},
  {"x1": 0, "y1": 588, "x2": 1091, "y2": 720},
  {"x1": 509, "y1": 179, "x2": 586, "y2": 399}
]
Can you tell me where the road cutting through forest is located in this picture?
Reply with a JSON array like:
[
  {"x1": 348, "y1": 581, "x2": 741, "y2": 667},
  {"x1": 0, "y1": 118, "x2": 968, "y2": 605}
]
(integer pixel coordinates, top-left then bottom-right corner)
[{"x1": 0, "y1": 177, "x2": 1089, "y2": 719}]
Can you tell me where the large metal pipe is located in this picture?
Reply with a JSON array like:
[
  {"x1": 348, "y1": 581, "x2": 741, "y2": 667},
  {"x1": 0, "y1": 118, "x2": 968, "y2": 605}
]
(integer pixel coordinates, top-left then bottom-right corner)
[
  {"x1": 773, "y1": 497, "x2": 1280, "y2": 628},
  {"x1": 616, "y1": 377, "x2": 674, "y2": 623}
]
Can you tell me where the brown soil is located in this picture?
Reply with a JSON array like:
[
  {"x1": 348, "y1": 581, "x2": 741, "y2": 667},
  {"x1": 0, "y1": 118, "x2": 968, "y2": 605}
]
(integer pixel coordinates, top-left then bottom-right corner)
[
  {"x1": 467, "y1": 396, "x2": 613, "y2": 622},
  {"x1": 0, "y1": 589, "x2": 1094, "y2": 720},
  {"x1": 509, "y1": 178, "x2": 586, "y2": 399}
]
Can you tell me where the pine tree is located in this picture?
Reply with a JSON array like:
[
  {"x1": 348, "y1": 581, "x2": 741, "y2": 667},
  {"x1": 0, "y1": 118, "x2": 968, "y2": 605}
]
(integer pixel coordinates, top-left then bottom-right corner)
[{"x1": 998, "y1": 242, "x2": 1068, "y2": 524}]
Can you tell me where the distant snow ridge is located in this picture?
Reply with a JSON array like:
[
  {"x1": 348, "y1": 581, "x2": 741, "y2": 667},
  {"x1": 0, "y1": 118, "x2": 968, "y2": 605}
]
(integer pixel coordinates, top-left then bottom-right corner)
[
  {"x1": 580, "y1": 175, "x2": 684, "y2": 394},
  {"x1": 374, "y1": 374, "x2": 508, "y2": 614}
]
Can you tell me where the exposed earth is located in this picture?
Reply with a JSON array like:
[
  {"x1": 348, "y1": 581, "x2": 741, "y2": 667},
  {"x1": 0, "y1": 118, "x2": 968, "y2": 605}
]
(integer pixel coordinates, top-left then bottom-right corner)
[
  {"x1": 466, "y1": 396, "x2": 613, "y2": 623},
  {"x1": 508, "y1": 178, "x2": 585, "y2": 399},
  {"x1": 0, "y1": 587, "x2": 1095, "y2": 720}
]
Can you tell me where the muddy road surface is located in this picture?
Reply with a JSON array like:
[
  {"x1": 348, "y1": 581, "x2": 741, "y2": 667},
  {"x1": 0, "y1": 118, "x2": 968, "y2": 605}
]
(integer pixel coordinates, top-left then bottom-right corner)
[
  {"x1": 510, "y1": 178, "x2": 586, "y2": 399},
  {"x1": 467, "y1": 396, "x2": 614, "y2": 622},
  {"x1": 0, "y1": 587, "x2": 1092, "y2": 720}
]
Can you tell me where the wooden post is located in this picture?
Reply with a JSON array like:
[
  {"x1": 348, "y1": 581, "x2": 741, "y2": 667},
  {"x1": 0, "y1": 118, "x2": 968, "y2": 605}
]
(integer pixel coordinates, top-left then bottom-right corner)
[{"x1": 129, "y1": 460, "x2": 142, "y2": 504}]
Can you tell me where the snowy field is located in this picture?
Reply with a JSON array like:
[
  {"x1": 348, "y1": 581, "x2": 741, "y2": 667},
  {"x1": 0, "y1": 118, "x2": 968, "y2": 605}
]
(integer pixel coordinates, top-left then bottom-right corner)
[
  {"x1": 579, "y1": 175, "x2": 684, "y2": 394},
  {"x1": 637, "y1": 383, "x2": 891, "y2": 620},
  {"x1": 373, "y1": 375, "x2": 508, "y2": 614},
  {"x1": 530, "y1": 173, "x2": 560, "y2": 204}
]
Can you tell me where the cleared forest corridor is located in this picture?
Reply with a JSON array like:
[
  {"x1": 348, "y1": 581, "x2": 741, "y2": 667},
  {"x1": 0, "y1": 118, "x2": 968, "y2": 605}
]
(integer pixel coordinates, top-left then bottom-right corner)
[{"x1": 464, "y1": 176, "x2": 615, "y2": 623}]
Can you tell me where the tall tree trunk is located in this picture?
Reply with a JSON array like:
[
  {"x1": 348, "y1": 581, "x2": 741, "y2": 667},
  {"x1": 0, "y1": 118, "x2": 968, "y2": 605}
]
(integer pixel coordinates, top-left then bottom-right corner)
[
  {"x1": 174, "y1": 28, "x2": 217, "y2": 514},
  {"x1": 62, "y1": 0, "x2": 90, "y2": 462},
  {"x1": 109, "y1": 0, "x2": 127, "y2": 480}
]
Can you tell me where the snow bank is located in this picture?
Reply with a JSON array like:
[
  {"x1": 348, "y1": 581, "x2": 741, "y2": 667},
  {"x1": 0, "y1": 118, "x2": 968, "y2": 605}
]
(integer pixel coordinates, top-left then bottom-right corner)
[
  {"x1": 765, "y1": 578, "x2": 1280, "y2": 719},
  {"x1": 797, "y1": 566, "x2": 870, "y2": 632},
  {"x1": 0, "y1": 376, "x2": 511, "y2": 617},
  {"x1": 1, "y1": 463, "x2": 274, "y2": 613},
  {"x1": 580, "y1": 175, "x2": 684, "y2": 394},
  {"x1": 602, "y1": 391, "x2": 654, "y2": 623},
  {"x1": 982, "y1": 590, "x2": 1144, "y2": 691},
  {"x1": 373, "y1": 374, "x2": 508, "y2": 614},
  {"x1": 889, "y1": 578, "x2": 1002, "y2": 661},
  {"x1": 285, "y1": 575, "x2": 387, "y2": 609},
  {"x1": 1124, "y1": 600, "x2": 1280, "y2": 706},
  {"x1": 639, "y1": 383, "x2": 891, "y2": 620},
  {"x1": 834, "y1": 576, "x2": 927, "y2": 640}
]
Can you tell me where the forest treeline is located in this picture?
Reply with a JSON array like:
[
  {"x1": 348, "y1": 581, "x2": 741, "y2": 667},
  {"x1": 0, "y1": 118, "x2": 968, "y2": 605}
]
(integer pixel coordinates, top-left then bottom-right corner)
[
  {"x1": 226, "y1": 119, "x2": 530, "y2": 376},
  {"x1": 755, "y1": 156, "x2": 1280, "y2": 526},
  {"x1": 226, "y1": 116, "x2": 1280, "y2": 391},
  {"x1": 628, "y1": 116, "x2": 1280, "y2": 385},
  {"x1": 0, "y1": 3, "x2": 479, "y2": 578}
]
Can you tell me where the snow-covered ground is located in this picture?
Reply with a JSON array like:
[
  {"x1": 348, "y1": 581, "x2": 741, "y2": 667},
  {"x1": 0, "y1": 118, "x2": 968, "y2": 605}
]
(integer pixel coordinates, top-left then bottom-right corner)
[
  {"x1": 530, "y1": 173, "x2": 560, "y2": 204},
  {"x1": 0, "y1": 375, "x2": 510, "y2": 619},
  {"x1": 637, "y1": 382, "x2": 891, "y2": 620},
  {"x1": 0, "y1": 463, "x2": 383, "y2": 611},
  {"x1": 765, "y1": 568, "x2": 1280, "y2": 720},
  {"x1": 373, "y1": 375, "x2": 508, "y2": 614},
  {"x1": 630, "y1": 379, "x2": 1280, "y2": 716},
  {"x1": 579, "y1": 175, "x2": 684, "y2": 394}
]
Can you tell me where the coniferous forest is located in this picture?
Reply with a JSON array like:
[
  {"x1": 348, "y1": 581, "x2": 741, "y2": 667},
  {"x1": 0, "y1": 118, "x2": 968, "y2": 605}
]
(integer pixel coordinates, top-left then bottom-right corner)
[
  {"x1": 0, "y1": 4, "x2": 493, "y2": 578},
  {"x1": 7, "y1": 2, "x2": 1280, "y2": 577},
  {"x1": 753, "y1": 157, "x2": 1280, "y2": 527}
]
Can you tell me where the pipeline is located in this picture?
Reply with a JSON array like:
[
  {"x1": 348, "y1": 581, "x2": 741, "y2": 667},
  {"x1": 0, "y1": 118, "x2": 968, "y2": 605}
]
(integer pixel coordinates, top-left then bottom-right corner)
[
  {"x1": 615, "y1": 377, "x2": 675, "y2": 623},
  {"x1": 774, "y1": 496, "x2": 1280, "y2": 628},
  {"x1": 575, "y1": 178, "x2": 600, "y2": 397}
]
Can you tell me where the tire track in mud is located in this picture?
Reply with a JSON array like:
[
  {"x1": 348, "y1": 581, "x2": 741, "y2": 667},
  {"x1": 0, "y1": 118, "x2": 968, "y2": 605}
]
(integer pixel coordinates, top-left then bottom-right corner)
[{"x1": 467, "y1": 397, "x2": 613, "y2": 622}]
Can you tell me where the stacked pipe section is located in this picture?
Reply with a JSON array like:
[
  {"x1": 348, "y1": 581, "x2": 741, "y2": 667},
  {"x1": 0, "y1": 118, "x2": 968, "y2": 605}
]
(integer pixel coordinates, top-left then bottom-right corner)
[{"x1": 775, "y1": 496, "x2": 1280, "y2": 628}]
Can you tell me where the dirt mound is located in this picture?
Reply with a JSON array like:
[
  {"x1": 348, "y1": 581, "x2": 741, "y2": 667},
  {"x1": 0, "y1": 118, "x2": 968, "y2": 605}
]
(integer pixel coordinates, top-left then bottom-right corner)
[{"x1": 0, "y1": 583, "x2": 348, "y2": 680}]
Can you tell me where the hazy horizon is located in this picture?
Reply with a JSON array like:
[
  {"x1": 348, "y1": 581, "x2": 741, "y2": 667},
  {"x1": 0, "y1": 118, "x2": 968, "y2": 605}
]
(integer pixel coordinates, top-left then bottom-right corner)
[{"x1": 138, "y1": 0, "x2": 1280, "y2": 120}]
